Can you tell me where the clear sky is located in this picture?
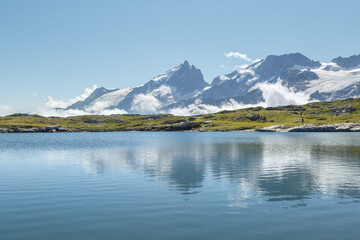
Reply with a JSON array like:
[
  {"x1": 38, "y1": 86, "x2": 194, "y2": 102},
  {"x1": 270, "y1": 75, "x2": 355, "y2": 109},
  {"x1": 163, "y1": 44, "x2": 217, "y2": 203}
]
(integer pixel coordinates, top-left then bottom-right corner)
[{"x1": 1, "y1": 0, "x2": 360, "y2": 114}]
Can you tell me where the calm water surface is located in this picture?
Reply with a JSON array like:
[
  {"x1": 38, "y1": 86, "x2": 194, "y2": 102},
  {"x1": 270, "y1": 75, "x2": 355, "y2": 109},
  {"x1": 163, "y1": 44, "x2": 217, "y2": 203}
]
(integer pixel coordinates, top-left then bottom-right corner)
[{"x1": 1, "y1": 132, "x2": 360, "y2": 240}]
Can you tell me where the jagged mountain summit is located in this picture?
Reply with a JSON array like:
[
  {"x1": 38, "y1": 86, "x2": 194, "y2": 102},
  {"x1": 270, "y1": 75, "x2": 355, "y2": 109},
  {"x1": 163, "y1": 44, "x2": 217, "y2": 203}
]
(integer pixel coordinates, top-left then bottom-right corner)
[
  {"x1": 64, "y1": 53, "x2": 360, "y2": 115},
  {"x1": 66, "y1": 60, "x2": 208, "y2": 114}
]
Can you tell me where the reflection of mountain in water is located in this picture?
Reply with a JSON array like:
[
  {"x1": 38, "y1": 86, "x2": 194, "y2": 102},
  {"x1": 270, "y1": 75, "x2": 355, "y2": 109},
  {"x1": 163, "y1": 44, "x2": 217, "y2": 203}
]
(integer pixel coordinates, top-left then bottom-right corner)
[{"x1": 79, "y1": 134, "x2": 360, "y2": 201}]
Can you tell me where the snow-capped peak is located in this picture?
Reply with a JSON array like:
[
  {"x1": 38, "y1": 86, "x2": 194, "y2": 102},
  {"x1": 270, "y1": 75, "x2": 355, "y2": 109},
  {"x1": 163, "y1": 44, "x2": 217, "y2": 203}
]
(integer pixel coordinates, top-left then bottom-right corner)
[{"x1": 152, "y1": 60, "x2": 190, "y2": 82}]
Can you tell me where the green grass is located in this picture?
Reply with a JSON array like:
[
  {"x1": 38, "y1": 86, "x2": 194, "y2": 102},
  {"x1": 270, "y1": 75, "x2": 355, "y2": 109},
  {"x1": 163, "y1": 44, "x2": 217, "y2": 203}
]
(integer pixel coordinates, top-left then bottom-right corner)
[{"x1": 1, "y1": 98, "x2": 360, "y2": 132}]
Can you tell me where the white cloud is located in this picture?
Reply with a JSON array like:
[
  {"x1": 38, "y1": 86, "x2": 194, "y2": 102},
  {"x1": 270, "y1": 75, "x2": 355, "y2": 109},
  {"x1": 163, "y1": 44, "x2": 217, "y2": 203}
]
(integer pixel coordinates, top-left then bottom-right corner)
[
  {"x1": 169, "y1": 99, "x2": 256, "y2": 116},
  {"x1": 36, "y1": 107, "x2": 127, "y2": 117},
  {"x1": 44, "y1": 96, "x2": 70, "y2": 109},
  {"x1": 251, "y1": 80, "x2": 310, "y2": 107},
  {"x1": 131, "y1": 94, "x2": 161, "y2": 114},
  {"x1": 44, "y1": 85, "x2": 97, "y2": 109},
  {"x1": 34, "y1": 84, "x2": 129, "y2": 117},
  {"x1": 169, "y1": 80, "x2": 312, "y2": 116},
  {"x1": 32, "y1": 92, "x2": 39, "y2": 97},
  {"x1": 0, "y1": 105, "x2": 14, "y2": 116},
  {"x1": 224, "y1": 52, "x2": 251, "y2": 62},
  {"x1": 220, "y1": 64, "x2": 226, "y2": 68}
]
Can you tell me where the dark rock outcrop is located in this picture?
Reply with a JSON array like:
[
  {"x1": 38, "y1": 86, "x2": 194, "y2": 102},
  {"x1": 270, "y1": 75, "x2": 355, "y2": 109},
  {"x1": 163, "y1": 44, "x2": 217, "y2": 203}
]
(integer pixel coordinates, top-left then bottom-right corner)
[
  {"x1": 0, "y1": 126, "x2": 69, "y2": 133},
  {"x1": 164, "y1": 121, "x2": 201, "y2": 131},
  {"x1": 331, "y1": 54, "x2": 360, "y2": 69}
]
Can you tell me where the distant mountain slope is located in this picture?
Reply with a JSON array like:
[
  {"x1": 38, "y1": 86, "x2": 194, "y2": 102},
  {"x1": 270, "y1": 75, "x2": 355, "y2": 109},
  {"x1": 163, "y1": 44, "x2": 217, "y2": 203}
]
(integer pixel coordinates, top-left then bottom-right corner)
[
  {"x1": 66, "y1": 87, "x2": 119, "y2": 110},
  {"x1": 62, "y1": 53, "x2": 360, "y2": 115},
  {"x1": 66, "y1": 61, "x2": 208, "y2": 114}
]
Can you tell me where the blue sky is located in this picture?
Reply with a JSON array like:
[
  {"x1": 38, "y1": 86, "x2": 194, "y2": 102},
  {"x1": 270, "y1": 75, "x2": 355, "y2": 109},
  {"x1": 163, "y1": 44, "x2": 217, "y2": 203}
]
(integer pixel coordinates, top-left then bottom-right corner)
[{"x1": 1, "y1": 0, "x2": 360, "y2": 114}]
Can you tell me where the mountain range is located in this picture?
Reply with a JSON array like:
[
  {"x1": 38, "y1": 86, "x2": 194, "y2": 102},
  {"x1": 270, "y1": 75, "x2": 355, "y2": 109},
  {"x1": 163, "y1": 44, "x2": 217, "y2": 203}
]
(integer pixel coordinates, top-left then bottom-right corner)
[{"x1": 63, "y1": 53, "x2": 360, "y2": 115}]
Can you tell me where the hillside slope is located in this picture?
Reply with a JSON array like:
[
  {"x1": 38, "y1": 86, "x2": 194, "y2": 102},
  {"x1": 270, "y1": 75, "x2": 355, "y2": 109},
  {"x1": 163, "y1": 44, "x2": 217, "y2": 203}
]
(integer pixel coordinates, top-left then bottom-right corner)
[{"x1": 2, "y1": 98, "x2": 360, "y2": 132}]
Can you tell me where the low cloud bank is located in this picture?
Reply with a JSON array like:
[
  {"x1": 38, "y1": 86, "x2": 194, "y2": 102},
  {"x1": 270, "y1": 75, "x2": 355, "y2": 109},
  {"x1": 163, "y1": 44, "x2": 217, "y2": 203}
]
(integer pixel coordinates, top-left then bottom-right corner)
[
  {"x1": 33, "y1": 85, "x2": 127, "y2": 117},
  {"x1": 44, "y1": 85, "x2": 97, "y2": 109},
  {"x1": 33, "y1": 81, "x2": 312, "y2": 117},
  {"x1": 168, "y1": 99, "x2": 255, "y2": 116},
  {"x1": 35, "y1": 107, "x2": 127, "y2": 117},
  {"x1": 169, "y1": 81, "x2": 311, "y2": 116},
  {"x1": 0, "y1": 105, "x2": 13, "y2": 116},
  {"x1": 254, "y1": 81, "x2": 310, "y2": 107},
  {"x1": 131, "y1": 94, "x2": 161, "y2": 114}
]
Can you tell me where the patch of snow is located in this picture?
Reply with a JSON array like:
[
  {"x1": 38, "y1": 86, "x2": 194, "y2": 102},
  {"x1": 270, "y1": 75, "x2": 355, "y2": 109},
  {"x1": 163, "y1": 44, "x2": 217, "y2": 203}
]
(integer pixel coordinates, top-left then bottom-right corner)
[
  {"x1": 246, "y1": 59, "x2": 263, "y2": 70},
  {"x1": 230, "y1": 68, "x2": 255, "y2": 82},
  {"x1": 152, "y1": 65, "x2": 181, "y2": 82},
  {"x1": 245, "y1": 76, "x2": 259, "y2": 85},
  {"x1": 152, "y1": 74, "x2": 169, "y2": 82},
  {"x1": 237, "y1": 68, "x2": 255, "y2": 76},
  {"x1": 193, "y1": 86, "x2": 211, "y2": 98},
  {"x1": 220, "y1": 76, "x2": 230, "y2": 81},
  {"x1": 252, "y1": 59, "x2": 263, "y2": 64}
]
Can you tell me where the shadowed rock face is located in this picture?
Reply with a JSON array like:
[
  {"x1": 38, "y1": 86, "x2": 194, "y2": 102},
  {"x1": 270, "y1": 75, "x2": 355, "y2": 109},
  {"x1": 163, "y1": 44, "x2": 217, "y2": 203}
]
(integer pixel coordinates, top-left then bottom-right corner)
[
  {"x1": 256, "y1": 53, "x2": 321, "y2": 81},
  {"x1": 332, "y1": 54, "x2": 360, "y2": 69},
  {"x1": 280, "y1": 68, "x2": 319, "y2": 91},
  {"x1": 165, "y1": 60, "x2": 208, "y2": 97}
]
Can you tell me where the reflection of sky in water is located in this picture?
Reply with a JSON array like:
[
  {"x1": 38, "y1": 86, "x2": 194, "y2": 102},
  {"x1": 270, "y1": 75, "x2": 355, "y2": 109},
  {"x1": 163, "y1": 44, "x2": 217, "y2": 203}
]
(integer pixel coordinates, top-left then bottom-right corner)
[
  {"x1": 2, "y1": 132, "x2": 359, "y2": 204},
  {"x1": 1, "y1": 132, "x2": 360, "y2": 240},
  {"x1": 83, "y1": 135, "x2": 360, "y2": 203}
]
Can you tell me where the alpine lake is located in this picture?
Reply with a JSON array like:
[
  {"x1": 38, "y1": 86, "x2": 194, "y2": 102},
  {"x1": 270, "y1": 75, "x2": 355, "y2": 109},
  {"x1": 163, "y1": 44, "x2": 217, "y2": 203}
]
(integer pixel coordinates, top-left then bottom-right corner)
[{"x1": 1, "y1": 132, "x2": 360, "y2": 240}]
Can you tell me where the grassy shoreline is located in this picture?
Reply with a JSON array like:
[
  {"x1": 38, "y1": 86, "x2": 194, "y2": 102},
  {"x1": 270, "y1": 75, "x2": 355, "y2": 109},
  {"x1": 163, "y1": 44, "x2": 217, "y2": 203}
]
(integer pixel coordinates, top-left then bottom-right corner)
[{"x1": 1, "y1": 98, "x2": 360, "y2": 133}]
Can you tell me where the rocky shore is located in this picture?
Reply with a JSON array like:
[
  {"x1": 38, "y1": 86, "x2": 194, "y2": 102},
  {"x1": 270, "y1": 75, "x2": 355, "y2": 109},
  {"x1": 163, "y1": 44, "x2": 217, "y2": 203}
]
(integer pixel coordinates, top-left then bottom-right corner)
[
  {"x1": 256, "y1": 123, "x2": 360, "y2": 132},
  {"x1": 2, "y1": 123, "x2": 360, "y2": 133},
  {"x1": 0, "y1": 126, "x2": 69, "y2": 133},
  {"x1": 0, "y1": 121, "x2": 203, "y2": 133}
]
